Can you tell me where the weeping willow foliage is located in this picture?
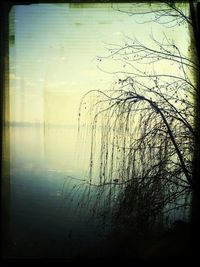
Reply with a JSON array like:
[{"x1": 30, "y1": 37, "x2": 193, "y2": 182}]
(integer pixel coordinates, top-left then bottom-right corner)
[{"x1": 77, "y1": 2, "x2": 197, "y2": 231}]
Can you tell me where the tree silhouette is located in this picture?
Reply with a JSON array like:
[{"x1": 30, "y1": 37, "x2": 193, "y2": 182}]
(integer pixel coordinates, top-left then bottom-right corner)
[{"x1": 78, "y1": 2, "x2": 199, "y2": 232}]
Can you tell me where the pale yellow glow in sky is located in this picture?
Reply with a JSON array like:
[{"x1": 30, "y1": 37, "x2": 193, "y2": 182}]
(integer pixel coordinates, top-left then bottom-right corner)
[{"x1": 9, "y1": 3, "x2": 190, "y2": 125}]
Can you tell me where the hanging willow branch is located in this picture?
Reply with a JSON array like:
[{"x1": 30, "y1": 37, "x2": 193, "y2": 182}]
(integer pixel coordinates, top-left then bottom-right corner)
[{"x1": 77, "y1": 2, "x2": 197, "y2": 228}]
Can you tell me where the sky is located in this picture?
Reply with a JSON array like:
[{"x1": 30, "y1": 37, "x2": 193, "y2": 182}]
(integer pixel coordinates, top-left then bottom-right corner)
[{"x1": 9, "y1": 3, "x2": 190, "y2": 125}]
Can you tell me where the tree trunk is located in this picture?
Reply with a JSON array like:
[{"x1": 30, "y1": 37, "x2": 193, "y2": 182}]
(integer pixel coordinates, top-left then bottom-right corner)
[{"x1": 189, "y1": 1, "x2": 200, "y2": 260}]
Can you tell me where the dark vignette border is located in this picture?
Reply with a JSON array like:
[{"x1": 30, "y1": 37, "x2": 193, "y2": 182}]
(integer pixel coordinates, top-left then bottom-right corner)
[{"x1": 0, "y1": 1, "x2": 199, "y2": 266}]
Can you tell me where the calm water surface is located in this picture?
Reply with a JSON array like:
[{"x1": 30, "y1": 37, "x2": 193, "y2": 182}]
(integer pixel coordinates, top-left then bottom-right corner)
[{"x1": 9, "y1": 125, "x2": 108, "y2": 259}]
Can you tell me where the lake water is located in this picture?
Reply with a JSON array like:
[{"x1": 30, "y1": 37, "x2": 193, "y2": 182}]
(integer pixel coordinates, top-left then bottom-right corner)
[
  {"x1": 5, "y1": 124, "x2": 191, "y2": 259},
  {"x1": 8, "y1": 125, "x2": 109, "y2": 259}
]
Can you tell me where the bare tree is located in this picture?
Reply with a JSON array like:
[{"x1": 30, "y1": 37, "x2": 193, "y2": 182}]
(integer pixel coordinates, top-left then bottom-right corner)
[{"x1": 78, "y1": 2, "x2": 199, "y2": 231}]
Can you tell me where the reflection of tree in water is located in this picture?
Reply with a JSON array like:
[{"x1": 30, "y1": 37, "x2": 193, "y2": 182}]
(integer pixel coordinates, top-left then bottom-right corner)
[{"x1": 74, "y1": 3, "x2": 199, "y2": 241}]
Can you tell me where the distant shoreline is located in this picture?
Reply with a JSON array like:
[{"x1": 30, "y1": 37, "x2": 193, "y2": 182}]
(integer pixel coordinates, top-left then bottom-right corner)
[{"x1": 4, "y1": 121, "x2": 78, "y2": 128}]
